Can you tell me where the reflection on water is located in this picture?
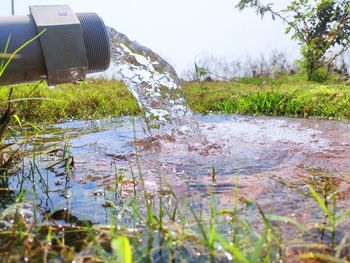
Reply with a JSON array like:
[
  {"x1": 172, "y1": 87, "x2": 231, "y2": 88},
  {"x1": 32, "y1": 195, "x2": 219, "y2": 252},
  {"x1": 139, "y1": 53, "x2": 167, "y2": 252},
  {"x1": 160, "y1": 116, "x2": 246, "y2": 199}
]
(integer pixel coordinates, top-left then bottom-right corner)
[{"x1": 1, "y1": 115, "x2": 350, "y2": 237}]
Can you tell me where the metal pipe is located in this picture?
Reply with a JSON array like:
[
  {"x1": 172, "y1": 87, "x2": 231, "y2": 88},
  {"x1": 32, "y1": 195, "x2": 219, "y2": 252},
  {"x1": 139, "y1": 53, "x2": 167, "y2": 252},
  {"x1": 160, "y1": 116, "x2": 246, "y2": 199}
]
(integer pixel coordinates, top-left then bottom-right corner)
[
  {"x1": 11, "y1": 0, "x2": 15, "y2": 15},
  {"x1": 0, "y1": 5, "x2": 110, "y2": 86}
]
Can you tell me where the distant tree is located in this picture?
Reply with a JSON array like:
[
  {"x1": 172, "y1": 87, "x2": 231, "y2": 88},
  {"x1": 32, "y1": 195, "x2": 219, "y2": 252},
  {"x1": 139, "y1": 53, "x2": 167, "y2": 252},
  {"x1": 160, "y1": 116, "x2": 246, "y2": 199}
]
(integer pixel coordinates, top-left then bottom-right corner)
[{"x1": 235, "y1": 0, "x2": 350, "y2": 81}]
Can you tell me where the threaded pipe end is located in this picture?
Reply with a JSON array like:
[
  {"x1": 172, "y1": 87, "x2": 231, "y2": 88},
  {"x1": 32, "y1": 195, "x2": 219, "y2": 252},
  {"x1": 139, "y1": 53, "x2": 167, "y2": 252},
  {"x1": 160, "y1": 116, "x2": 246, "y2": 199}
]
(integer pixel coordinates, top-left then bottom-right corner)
[{"x1": 76, "y1": 13, "x2": 110, "y2": 73}]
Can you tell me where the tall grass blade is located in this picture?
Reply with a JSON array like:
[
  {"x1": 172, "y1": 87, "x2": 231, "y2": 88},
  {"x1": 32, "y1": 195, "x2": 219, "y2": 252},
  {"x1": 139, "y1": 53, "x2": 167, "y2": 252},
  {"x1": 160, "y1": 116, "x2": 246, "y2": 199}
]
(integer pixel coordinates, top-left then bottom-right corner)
[
  {"x1": 0, "y1": 35, "x2": 11, "y2": 70},
  {"x1": 249, "y1": 235, "x2": 265, "y2": 263},
  {"x1": 111, "y1": 236, "x2": 132, "y2": 263},
  {"x1": 0, "y1": 29, "x2": 46, "y2": 77},
  {"x1": 216, "y1": 234, "x2": 250, "y2": 263},
  {"x1": 266, "y1": 215, "x2": 309, "y2": 233},
  {"x1": 307, "y1": 184, "x2": 333, "y2": 221}
]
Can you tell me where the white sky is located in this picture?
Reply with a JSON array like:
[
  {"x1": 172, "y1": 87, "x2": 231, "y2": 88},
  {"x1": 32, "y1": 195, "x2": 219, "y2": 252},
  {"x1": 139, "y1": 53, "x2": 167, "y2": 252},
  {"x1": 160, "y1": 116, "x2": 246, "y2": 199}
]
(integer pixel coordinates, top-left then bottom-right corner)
[{"x1": 1, "y1": 0, "x2": 299, "y2": 73}]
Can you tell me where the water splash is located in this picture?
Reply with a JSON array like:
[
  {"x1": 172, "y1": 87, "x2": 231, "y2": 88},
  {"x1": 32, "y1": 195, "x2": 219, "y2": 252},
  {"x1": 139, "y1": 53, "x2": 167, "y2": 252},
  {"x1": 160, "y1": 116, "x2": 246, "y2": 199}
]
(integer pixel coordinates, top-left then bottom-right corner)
[{"x1": 107, "y1": 27, "x2": 199, "y2": 138}]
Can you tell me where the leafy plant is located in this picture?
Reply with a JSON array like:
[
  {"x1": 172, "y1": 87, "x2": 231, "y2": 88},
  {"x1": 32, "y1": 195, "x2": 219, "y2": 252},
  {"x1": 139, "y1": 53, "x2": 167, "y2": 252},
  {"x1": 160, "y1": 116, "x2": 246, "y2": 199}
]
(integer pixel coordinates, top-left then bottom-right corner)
[{"x1": 235, "y1": 0, "x2": 350, "y2": 81}]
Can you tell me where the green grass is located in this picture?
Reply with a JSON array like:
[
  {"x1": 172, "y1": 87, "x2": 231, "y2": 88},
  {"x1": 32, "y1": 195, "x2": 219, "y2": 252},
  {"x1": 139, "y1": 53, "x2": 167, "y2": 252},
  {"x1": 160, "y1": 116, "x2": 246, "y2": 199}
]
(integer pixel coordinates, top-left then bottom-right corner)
[
  {"x1": 183, "y1": 74, "x2": 350, "y2": 119},
  {"x1": 1, "y1": 74, "x2": 350, "y2": 124},
  {"x1": 0, "y1": 79, "x2": 140, "y2": 124}
]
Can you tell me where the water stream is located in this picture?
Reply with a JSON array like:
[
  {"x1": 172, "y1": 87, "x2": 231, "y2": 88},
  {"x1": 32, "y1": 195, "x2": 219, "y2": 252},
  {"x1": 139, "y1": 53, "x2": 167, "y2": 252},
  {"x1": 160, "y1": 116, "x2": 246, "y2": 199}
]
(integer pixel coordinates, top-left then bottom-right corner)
[{"x1": 107, "y1": 27, "x2": 200, "y2": 139}]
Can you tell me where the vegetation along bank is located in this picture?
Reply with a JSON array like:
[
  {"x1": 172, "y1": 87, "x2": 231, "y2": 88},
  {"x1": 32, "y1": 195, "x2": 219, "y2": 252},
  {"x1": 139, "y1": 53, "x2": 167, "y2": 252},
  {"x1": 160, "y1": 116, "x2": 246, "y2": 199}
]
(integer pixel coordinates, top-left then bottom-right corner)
[{"x1": 1, "y1": 75, "x2": 350, "y2": 124}]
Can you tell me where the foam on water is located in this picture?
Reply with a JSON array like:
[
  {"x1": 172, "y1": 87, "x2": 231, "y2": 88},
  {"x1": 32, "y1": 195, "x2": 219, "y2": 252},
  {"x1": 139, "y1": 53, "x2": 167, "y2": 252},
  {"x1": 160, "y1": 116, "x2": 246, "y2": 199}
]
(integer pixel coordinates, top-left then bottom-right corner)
[
  {"x1": 138, "y1": 115, "x2": 330, "y2": 178},
  {"x1": 201, "y1": 116, "x2": 327, "y2": 150}
]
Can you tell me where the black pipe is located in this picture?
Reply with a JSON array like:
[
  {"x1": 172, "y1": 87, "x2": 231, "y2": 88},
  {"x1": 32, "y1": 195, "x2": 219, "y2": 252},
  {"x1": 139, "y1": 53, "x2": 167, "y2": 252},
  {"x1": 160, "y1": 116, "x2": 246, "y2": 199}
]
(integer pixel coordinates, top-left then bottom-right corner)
[
  {"x1": 0, "y1": 5, "x2": 110, "y2": 86},
  {"x1": 76, "y1": 13, "x2": 110, "y2": 73},
  {"x1": 0, "y1": 15, "x2": 46, "y2": 85}
]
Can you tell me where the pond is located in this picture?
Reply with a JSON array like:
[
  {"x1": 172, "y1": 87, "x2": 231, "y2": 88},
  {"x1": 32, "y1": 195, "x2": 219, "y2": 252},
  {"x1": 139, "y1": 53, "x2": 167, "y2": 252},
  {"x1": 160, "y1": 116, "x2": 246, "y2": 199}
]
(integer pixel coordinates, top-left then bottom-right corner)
[{"x1": 2, "y1": 114, "x2": 350, "y2": 227}]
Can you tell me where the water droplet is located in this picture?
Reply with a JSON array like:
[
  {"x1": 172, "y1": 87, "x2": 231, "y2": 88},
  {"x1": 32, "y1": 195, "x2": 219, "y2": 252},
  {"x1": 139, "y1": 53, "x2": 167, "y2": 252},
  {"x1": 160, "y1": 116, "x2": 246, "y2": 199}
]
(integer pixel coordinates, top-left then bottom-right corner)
[{"x1": 225, "y1": 252, "x2": 233, "y2": 261}]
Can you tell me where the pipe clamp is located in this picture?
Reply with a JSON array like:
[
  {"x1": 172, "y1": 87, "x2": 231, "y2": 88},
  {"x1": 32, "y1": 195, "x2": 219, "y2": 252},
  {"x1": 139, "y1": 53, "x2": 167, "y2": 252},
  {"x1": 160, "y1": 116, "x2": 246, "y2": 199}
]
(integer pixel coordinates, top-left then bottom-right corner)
[{"x1": 30, "y1": 5, "x2": 88, "y2": 85}]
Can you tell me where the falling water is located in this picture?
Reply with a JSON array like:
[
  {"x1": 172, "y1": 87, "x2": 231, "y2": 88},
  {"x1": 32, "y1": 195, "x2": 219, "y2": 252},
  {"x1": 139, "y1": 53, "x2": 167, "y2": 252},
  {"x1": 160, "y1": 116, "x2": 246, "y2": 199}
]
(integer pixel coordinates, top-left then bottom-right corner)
[{"x1": 107, "y1": 27, "x2": 201, "y2": 139}]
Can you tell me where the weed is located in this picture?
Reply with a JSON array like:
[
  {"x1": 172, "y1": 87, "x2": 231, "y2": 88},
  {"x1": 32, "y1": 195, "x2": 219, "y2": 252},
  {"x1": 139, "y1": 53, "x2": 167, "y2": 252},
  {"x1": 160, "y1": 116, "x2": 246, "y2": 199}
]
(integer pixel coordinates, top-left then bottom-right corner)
[{"x1": 183, "y1": 74, "x2": 350, "y2": 119}]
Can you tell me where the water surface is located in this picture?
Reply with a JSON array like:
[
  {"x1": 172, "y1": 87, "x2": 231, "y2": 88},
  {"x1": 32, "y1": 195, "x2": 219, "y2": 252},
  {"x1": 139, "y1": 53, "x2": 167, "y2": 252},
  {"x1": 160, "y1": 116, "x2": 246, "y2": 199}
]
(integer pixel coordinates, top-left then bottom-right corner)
[{"x1": 2, "y1": 115, "x2": 350, "y2": 232}]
